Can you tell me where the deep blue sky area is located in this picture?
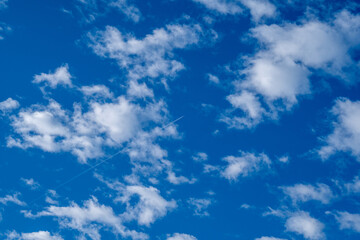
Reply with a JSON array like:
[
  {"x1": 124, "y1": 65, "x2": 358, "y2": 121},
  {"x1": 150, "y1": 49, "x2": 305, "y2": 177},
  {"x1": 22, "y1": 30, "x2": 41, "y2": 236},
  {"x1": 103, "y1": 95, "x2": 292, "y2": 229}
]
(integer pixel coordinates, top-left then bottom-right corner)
[{"x1": 0, "y1": 0, "x2": 360, "y2": 240}]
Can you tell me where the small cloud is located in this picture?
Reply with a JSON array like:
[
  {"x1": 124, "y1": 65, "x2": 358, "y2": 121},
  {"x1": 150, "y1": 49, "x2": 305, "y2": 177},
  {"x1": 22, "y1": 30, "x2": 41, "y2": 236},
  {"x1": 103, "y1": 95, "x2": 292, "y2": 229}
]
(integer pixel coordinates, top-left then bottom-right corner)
[{"x1": 20, "y1": 178, "x2": 40, "y2": 190}]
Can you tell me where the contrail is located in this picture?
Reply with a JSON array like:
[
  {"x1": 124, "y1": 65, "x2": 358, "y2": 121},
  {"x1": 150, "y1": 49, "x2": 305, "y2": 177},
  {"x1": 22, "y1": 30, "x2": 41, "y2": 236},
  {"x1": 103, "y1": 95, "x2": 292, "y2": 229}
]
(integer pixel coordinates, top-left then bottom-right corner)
[{"x1": 28, "y1": 116, "x2": 184, "y2": 206}]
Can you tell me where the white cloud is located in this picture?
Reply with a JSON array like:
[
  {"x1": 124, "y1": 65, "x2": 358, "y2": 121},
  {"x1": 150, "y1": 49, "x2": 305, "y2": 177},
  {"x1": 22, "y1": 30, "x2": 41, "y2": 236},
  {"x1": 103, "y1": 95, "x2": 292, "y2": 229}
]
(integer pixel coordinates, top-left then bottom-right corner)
[
  {"x1": 281, "y1": 183, "x2": 334, "y2": 204},
  {"x1": 88, "y1": 23, "x2": 203, "y2": 80},
  {"x1": 335, "y1": 211, "x2": 360, "y2": 233},
  {"x1": 187, "y1": 198, "x2": 213, "y2": 216},
  {"x1": 23, "y1": 197, "x2": 147, "y2": 240},
  {"x1": 222, "y1": 10, "x2": 360, "y2": 129},
  {"x1": 20, "y1": 178, "x2": 40, "y2": 190},
  {"x1": 255, "y1": 237, "x2": 287, "y2": 240},
  {"x1": 285, "y1": 211, "x2": 325, "y2": 240},
  {"x1": 80, "y1": 85, "x2": 113, "y2": 99},
  {"x1": 207, "y1": 74, "x2": 220, "y2": 84},
  {"x1": 0, "y1": 98, "x2": 19, "y2": 113},
  {"x1": 127, "y1": 80, "x2": 154, "y2": 99},
  {"x1": 167, "y1": 233, "x2": 197, "y2": 240},
  {"x1": 344, "y1": 176, "x2": 360, "y2": 194},
  {"x1": 118, "y1": 185, "x2": 177, "y2": 226},
  {"x1": 221, "y1": 151, "x2": 271, "y2": 180},
  {"x1": 6, "y1": 230, "x2": 63, "y2": 240},
  {"x1": 33, "y1": 65, "x2": 73, "y2": 89},
  {"x1": 240, "y1": 0, "x2": 276, "y2": 21},
  {"x1": 192, "y1": 152, "x2": 208, "y2": 162},
  {"x1": 7, "y1": 94, "x2": 170, "y2": 163},
  {"x1": 318, "y1": 98, "x2": 360, "y2": 160},
  {"x1": 0, "y1": 193, "x2": 26, "y2": 206},
  {"x1": 192, "y1": 0, "x2": 242, "y2": 15}
]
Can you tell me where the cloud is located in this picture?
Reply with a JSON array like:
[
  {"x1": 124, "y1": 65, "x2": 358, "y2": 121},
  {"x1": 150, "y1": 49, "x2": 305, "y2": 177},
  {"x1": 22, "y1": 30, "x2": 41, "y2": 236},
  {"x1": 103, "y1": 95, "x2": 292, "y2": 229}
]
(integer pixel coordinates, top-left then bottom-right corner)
[
  {"x1": 344, "y1": 176, "x2": 360, "y2": 194},
  {"x1": 222, "y1": 10, "x2": 360, "y2": 129},
  {"x1": 23, "y1": 197, "x2": 147, "y2": 240},
  {"x1": 0, "y1": 0, "x2": 8, "y2": 10},
  {"x1": 7, "y1": 94, "x2": 170, "y2": 163},
  {"x1": 167, "y1": 233, "x2": 197, "y2": 240},
  {"x1": 0, "y1": 193, "x2": 26, "y2": 206},
  {"x1": 192, "y1": 152, "x2": 208, "y2": 162},
  {"x1": 88, "y1": 23, "x2": 203, "y2": 80},
  {"x1": 192, "y1": 0, "x2": 242, "y2": 15},
  {"x1": 0, "y1": 98, "x2": 19, "y2": 113},
  {"x1": 33, "y1": 64, "x2": 73, "y2": 89},
  {"x1": 0, "y1": 22, "x2": 11, "y2": 40},
  {"x1": 221, "y1": 151, "x2": 271, "y2": 180},
  {"x1": 239, "y1": 0, "x2": 276, "y2": 21},
  {"x1": 255, "y1": 237, "x2": 287, "y2": 240},
  {"x1": 187, "y1": 198, "x2": 213, "y2": 216},
  {"x1": 80, "y1": 85, "x2": 113, "y2": 99},
  {"x1": 281, "y1": 183, "x2": 334, "y2": 204},
  {"x1": 6, "y1": 230, "x2": 63, "y2": 240},
  {"x1": 285, "y1": 211, "x2": 325, "y2": 240},
  {"x1": 334, "y1": 211, "x2": 360, "y2": 233},
  {"x1": 20, "y1": 178, "x2": 40, "y2": 190},
  {"x1": 118, "y1": 185, "x2": 177, "y2": 226},
  {"x1": 318, "y1": 97, "x2": 360, "y2": 160}
]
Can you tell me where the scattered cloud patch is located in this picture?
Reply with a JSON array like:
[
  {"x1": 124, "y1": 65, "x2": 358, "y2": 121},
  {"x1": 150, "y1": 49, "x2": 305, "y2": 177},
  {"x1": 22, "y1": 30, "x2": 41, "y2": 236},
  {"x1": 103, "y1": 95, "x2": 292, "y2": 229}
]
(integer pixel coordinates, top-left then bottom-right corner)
[
  {"x1": 0, "y1": 98, "x2": 19, "y2": 113},
  {"x1": 187, "y1": 198, "x2": 213, "y2": 216},
  {"x1": 0, "y1": 193, "x2": 26, "y2": 206},
  {"x1": 6, "y1": 230, "x2": 63, "y2": 240}
]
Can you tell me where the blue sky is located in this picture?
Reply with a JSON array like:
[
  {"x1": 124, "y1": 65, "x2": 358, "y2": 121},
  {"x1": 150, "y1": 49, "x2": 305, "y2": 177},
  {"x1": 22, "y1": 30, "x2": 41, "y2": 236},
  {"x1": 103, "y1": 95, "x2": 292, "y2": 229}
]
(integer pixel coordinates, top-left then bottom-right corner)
[{"x1": 0, "y1": 0, "x2": 360, "y2": 239}]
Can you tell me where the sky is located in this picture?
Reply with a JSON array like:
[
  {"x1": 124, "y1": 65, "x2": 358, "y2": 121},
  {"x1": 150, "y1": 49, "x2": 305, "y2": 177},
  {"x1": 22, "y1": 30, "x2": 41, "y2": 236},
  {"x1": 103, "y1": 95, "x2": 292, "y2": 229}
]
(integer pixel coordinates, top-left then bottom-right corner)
[{"x1": 0, "y1": 0, "x2": 360, "y2": 239}]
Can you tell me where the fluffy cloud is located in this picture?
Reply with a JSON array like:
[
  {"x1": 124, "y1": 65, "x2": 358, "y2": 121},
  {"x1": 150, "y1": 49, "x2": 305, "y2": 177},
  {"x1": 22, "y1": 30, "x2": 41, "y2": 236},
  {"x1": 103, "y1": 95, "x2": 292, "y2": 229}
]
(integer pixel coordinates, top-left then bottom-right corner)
[
  {"x1": 335, "y1": 211, "x2": 360, "y2": 233},
  {"x1": 222, "y1": 10, "x2": 360, "y2": 129},
  {"x1": 6, "y1": 231, "x2": 63, "y2": 240},
  {"x1": 318, "y1": 98, "x2": 360, "y2": 160},
  {"x1": 88, "y1": 23, "x2": 203, "y2": 80},
  {"x1": 0, "y1": 98, "x2": 19, "y2": 113},
  {"x1": 33, "y1": 65, "x2": 73, "y2": 89},
  {"x1": 285, "y1": 211, "x2": 325, "y2": 240},
  {"x1": 97, "y1": 176, "x2": 177, "y2": 226},
  {"x1": 239, "y1": 0, "x2": 276, "y2": 21},
  {"x1": 167, "y1": 233, "x2": 197, "y2": 240},
  {"x1": 221, "y1": 151, "x2": 271, "y2": 180},
  {"x1": 0, "y1": 193, "x2": 26, "y2": 206},
  {"x1": 7, "y1": 95, "x2": 169, "y2": 163},
  {"x1": 192, "y1": 152, "x2": 208, "y2": 162},
  {"x1": 281, "y1": 183, "x2": 334, "y2": 204},
  {"x1": 117, "y1": 185, "x2": 177, "y2": 226},
  {"x1": 23, "y1": 197, "x2": 147, "y2": 240}
]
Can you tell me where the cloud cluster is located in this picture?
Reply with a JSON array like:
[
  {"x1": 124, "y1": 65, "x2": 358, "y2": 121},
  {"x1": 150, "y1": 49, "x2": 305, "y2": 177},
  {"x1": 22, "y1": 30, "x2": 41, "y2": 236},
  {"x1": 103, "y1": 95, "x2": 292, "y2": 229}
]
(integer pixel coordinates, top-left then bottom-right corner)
[
  {"x1": 222, "y1": 10, "x2": 360, "y2": 129},
  {"x1": 88, "y1": 23, "x2": 203, "y2": 81},
  {"x1": 23, "y1": 197, "x2": 147, "y2": 240}
]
